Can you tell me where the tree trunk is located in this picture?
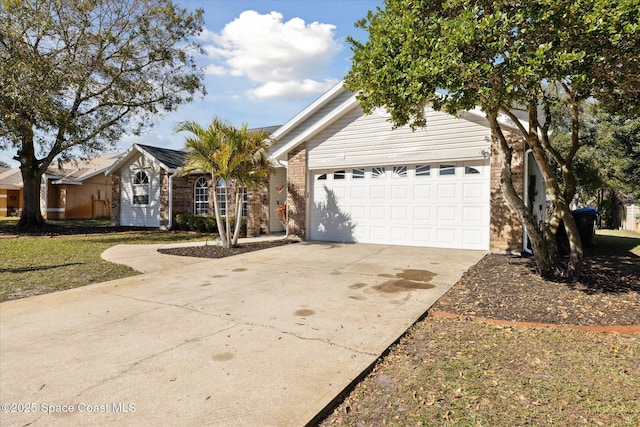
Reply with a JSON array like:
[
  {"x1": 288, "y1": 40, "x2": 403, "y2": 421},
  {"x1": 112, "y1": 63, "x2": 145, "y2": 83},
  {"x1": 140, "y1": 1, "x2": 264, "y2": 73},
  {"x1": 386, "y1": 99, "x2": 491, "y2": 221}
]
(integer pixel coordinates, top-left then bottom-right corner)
[
  {"x1": 17, "y1": 166, "x2": 46, "y2": 230},
  {"x1": 487, "y1": 111, "x2": 562, "y2": 278},
  {"x1": 231, "y1": 187, "x2": 243, "y2": 246},
  {"x1": 210, "y1": 176, "x2": 227, "y2": 247},
  {"x1": 223, "y1": 181, "x2": 232, "y2": 248},
  {"x1": 16, "y1": 131, "x2": 47, "y2": 230}
]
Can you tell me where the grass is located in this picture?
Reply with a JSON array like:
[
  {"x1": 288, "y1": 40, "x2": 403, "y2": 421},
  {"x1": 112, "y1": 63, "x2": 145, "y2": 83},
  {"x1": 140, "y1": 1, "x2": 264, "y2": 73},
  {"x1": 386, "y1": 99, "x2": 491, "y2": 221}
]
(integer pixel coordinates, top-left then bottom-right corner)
[
  {"x1": 595, "y1": 229, "x2": 640, "y2": 256},
  {"x1": 322, "y1": 318, "x2": 640, "y2": 426},
  {"x1": 0, "y1": 229, "x2": 206, "y2": 302}
]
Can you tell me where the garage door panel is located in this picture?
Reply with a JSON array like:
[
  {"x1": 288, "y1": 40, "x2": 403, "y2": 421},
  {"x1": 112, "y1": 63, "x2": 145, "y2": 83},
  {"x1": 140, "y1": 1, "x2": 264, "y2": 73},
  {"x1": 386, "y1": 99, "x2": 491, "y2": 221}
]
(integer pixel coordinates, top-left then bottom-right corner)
[
  {"x1": 370, "y1": 186, "x2": 386, "y2": 199},
  {"x1": 437, "y1": 183, "x2": 457, "y2": 199},
  {"x1": 350, "y1": 206, "x2": 366, "y2": 220},
  {"x1": 414, "y1": 184, "x2": 432, "y2": 198},
  {"x1": 391, "y1": 206, "x2": 408, "y2": 220},
  {"x1": 370, "y1": 206, "x2": 386, "y2": 219},
  {"x1": 310, "y1": 162, "x2": 489, "y2": 249},
  {"x1": 436, "y1": 206, "x2": 457, "y2": 222},
  {"x1": 392, "y1": 185, "x2": 408, "y2": 199},
  {"x1": 462, "y1": 228, "x2": 485, "y2": 246},
  {"x1": 412, "y1": 227, "x2": 432, "y2": 243},
  {"x1": 463, "y1": 183, "x2": 485, "y2": 199},
  {"x1": 413, "y1": 206, "x2": 432, "y2": 221},
  {"x1": 462, "y1": 206, "x2": 485, "y2": 222},
  {"x1": 436, "y1": 228, "x2": 457, "y2": 245},
  {"x1": 369, "y1": 226, "x2": 385, "y2": 240},
  {"x1": 390, "y1": 226, "x2": 409, "y2": 242},
  {"x1": 350, "y1": 186, "x2": 366, "y2": 199}
]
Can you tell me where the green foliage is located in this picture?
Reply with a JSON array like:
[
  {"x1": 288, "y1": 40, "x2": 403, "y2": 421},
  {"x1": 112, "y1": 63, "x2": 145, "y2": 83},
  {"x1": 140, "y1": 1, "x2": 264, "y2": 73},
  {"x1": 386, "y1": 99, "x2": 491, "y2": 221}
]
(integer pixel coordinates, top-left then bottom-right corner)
[
  {"x1": 171, "y1": 214, "x2": 246, "y2": 236},
  {"x1": 174, "y1": 118, "x2": 272, "y2": 247},
  {"x1": 347, "y1": 0, "x2": 638, "y2": 126},
  {"x1": 0, "y1": 0, "x2": 206, "y2": 228},
  {"x1": 346, "y1": 0, "x2": 640, "y2": 278}
]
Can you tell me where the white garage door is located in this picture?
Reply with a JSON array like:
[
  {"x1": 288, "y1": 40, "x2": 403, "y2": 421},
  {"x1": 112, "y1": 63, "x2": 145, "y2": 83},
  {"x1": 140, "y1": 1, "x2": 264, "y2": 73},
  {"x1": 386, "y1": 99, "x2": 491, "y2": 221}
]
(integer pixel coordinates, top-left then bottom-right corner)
[{"x1": 309, "y1": 161, "x2": 490, "y2": 250}]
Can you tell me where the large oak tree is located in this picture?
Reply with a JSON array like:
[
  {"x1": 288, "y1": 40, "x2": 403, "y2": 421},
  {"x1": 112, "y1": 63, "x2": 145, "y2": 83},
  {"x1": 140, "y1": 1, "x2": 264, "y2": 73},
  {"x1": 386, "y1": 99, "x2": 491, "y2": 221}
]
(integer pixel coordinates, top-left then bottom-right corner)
[
  {"x1": 0, "y1": 0, "x2": 205, "y2": 229},
  {"x1": 346, "y1": 0, "x2": 639, "y2": 279}
]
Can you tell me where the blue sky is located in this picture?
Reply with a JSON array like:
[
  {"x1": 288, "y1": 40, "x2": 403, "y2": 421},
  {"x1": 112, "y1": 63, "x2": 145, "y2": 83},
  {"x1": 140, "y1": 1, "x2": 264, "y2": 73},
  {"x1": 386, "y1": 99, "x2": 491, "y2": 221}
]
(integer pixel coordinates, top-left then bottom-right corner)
[{"x1": 1, "y1": 0, "x2": 383, "y2": 167}]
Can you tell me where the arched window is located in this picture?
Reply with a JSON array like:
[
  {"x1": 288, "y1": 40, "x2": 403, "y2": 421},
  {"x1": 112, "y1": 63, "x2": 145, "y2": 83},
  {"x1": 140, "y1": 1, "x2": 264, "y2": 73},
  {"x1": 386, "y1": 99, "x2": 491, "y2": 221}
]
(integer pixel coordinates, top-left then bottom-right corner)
[
  {"x1": 194, "y1": 177, "x2": 209, "y2": 215},
  {"x1": 132, "y1": 170, "x2": 149, "y2": 205},
  {"x1": 216, "y1": 178, "x2": 226, "y2": 216}
]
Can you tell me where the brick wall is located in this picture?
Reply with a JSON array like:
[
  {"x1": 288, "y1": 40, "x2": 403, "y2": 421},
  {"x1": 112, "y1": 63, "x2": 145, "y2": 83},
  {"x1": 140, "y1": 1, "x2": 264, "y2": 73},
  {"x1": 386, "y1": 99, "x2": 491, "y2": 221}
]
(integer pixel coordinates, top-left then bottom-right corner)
[
  {"x1": 287, "y1": 144, "x2": 307, "y2": 239},
  {"x1": 172, "y1": 175, "x2": 198, "y2": 219},
  {"x1": 489, "y1": 132, "x2": 525, "y2": 253},
  {"x1": 259, "y1": 182, "x2": 270, "y2": 234},
  {"x1": 246, "y1": 187, "x2": 261, "y2": 237}
]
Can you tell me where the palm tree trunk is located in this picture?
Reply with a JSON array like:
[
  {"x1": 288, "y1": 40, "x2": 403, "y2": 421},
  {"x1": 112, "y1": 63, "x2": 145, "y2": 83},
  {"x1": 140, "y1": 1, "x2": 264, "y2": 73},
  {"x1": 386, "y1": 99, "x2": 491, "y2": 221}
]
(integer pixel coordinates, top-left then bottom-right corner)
[
  {"x1": 231, "y1": 187, "x2": 243, "y2": 246},
  {"x1": 223, "y1": 181, "x2": 232, "y2": 248},
  {"x1": 211, "y1": 177, "x2": 227, "y2": 247}
]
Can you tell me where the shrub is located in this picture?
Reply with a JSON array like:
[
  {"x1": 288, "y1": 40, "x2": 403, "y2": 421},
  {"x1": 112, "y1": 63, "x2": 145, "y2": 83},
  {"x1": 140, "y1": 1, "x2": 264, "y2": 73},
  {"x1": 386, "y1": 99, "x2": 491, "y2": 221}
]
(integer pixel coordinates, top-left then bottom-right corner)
[
  {"x1": 175, "y1": 213, "x2": 189, "y2": 230},
  {"x1": 170, "y1": 214, "x2": 244, "y2": 236}
]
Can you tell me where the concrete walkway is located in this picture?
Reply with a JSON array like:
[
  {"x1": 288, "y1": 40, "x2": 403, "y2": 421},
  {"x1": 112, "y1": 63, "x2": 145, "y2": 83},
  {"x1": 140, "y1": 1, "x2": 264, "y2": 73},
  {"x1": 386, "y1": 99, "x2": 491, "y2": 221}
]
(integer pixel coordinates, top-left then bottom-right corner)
[{"x1": 1, "y1": 241, "x2": 485, "y2": 426}]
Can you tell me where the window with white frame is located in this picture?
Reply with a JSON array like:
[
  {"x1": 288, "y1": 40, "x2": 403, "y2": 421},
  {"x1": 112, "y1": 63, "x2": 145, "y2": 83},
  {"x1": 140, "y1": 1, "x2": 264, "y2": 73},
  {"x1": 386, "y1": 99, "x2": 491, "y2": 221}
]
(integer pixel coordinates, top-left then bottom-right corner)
[
  {"x1": 465, "y1": 166, "x2": 481, "y2": 175},
  {"x1": 132, "y1": 171, "x2": 150, "y2": 205},
  {"x1": 392, "y1": 165, "x2": 407, "y2": 178},
  {"x1": 216, "y1": 178, "x2": 226, "y2": 216},
  {"x1": 241, "y1": 186, "x2": 248, "y2": 218},
  {"x1": 214, "y1": 179, "x2": 247, "y2": 218},
  {"x1": 194, "y1": 177, "x2": 209, "y2": 215},
  {"x1": 416, "y1": 165, "x2": 431, "y2": 176},
  {"x1": 372, "y1": 167, "x2": 386, "y2": 179},
  {"x1": 439, "y1": 164, "x2": 456, "y2": 176}
]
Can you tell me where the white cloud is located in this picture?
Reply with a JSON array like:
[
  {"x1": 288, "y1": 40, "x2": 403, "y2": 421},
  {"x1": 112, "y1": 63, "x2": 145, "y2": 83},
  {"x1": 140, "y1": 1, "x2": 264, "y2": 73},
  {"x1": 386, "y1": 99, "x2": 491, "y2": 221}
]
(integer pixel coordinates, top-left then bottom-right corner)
[
  {"x1": 248, "y1": 79, "x2": 339, "y2": 100},
  {"x1": 202, "y1": 10, "x2": 341, "y2": 99}
]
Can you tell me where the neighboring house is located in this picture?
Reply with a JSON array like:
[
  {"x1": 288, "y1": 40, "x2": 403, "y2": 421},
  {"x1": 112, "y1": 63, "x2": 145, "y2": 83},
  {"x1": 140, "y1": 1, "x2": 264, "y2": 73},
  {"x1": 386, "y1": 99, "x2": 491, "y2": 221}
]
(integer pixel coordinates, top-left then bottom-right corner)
[
  {"x1": 0, "y1": 153, "x2": 120, "y2": 219},
  {"x1": 105, "y1": 143, "x2": 287, "y2": 235},
  {"x1": 620, "y1": 197, "x2": 639, "y2": 233},
  {"x1": 43, "y1": 153, "x2": 121, "y2": 219},
  {"x1": 0, "y1": 167, "x2": 23, "y2": 217},
  {"x1": 268, "y1": 81, "x2": 536, "y2": 253}
]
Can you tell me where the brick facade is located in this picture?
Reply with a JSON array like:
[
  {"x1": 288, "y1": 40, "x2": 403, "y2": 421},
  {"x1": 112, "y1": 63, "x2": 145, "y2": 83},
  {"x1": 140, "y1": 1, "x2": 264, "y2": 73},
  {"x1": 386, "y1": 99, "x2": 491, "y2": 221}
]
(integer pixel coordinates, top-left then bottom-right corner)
[
  {"x1": 489, "y1": 133, "x2": 525, "y2": 253},
  {"x1": 286, "y1": 144, "x2": 307, "y2": 239},
  {"x1": 246, "y1": 188, "x2": 261, "y2": 237}
]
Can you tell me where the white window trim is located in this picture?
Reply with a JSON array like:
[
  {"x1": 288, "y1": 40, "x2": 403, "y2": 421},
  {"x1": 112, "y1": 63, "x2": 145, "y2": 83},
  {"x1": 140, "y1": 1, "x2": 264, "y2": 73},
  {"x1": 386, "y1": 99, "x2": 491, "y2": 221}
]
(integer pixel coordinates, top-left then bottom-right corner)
[{"x1": 132, "y1": 170, "x2": 150, "y2": 206}]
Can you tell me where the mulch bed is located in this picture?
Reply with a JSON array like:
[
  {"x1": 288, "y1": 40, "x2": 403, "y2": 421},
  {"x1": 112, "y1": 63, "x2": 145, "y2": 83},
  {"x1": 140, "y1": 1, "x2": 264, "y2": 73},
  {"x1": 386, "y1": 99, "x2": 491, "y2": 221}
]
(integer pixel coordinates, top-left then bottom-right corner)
[
  {"x1": 432, "y1": 240, "x2": 640, "y2": 327},
  {"x1": 158, "y1": 238, "x2": 297, "y2": 258}
]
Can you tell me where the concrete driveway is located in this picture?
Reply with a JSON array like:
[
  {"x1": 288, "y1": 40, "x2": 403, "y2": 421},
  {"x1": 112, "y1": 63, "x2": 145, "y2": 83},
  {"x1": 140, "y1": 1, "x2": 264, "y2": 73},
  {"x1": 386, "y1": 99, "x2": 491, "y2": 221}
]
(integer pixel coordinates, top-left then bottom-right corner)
[{"x1": 0, "y1": 242, "x2": 485, "y2": 426}]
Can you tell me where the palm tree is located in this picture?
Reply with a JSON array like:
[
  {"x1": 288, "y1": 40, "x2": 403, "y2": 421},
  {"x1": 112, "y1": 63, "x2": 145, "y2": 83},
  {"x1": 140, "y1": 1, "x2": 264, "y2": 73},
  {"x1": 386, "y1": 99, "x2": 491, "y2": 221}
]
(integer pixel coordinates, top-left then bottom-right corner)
[
  {"x1": 174, "y1": 118, "x2": 273, "y2": 248},
  {"x1": 227, "y1": 124, "x2": 273, "y2": 246}
]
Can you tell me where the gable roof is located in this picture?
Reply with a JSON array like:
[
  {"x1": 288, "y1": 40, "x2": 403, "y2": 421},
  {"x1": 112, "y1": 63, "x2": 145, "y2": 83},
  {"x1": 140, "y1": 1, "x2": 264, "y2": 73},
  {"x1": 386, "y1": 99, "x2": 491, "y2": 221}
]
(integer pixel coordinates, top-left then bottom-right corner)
[
  {"x1": 0, "y1": 167, "x2": 22, "y2": 189},
  {"x1": 105, "y1": 143, "x2": 186, "y2": 175},
  {"x1": 135, "y1": 144, "x2": 186, "y2": 170},
  {"x1": 269, "y1": 82, "x2": 358, "y2": 162},
  {"x1": 46, "y1": 152, "x2": 123, "y2": 185}
]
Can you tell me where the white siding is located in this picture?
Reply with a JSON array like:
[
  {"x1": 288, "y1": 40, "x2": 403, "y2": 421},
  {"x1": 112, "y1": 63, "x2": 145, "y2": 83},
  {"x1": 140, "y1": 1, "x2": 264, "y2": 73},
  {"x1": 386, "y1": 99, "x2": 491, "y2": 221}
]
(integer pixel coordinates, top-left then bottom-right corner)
[
  {"x1": 119, "y1": 153, "x2": 161, "y2": 227},
  {"x1": 270, "y1": 90, "x2": 355, "y2": 155},
  {"x1": 307, "y1": 106, "x2": 491, "y2": 169}
]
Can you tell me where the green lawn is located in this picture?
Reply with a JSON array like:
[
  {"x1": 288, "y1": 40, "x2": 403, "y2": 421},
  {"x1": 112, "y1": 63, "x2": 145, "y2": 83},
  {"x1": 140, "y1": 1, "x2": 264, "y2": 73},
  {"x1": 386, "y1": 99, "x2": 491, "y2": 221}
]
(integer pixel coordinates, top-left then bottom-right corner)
[{"x1": 0, "y1": 230, "x2": 206, "y2": 302}]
